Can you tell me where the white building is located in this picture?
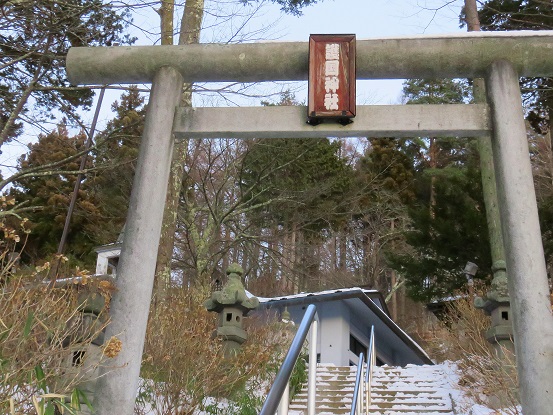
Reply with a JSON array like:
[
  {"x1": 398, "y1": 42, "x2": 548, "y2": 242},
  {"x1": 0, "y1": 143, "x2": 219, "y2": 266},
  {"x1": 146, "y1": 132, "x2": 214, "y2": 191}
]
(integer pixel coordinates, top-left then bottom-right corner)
[{"x1": 257, "y1": 288, "x2": 432, "y2": 367}]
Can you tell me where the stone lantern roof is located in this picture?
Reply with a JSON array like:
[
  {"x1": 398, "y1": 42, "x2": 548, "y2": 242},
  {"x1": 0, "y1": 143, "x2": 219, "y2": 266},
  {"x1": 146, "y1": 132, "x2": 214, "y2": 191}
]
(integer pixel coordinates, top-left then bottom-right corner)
[{"x1": 204, "y1": 263, "x2": 259, "y2": 314}]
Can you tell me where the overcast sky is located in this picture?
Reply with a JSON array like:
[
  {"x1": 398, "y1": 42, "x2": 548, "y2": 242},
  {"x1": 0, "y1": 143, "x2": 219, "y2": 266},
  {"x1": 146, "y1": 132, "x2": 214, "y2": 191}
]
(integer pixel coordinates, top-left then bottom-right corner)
[
  {"x1": 272, "y1": 0, "x2": 465, "y2": 104},
  {"x1": 279, "y1": 0, "x2": 464, "y2": 39}
]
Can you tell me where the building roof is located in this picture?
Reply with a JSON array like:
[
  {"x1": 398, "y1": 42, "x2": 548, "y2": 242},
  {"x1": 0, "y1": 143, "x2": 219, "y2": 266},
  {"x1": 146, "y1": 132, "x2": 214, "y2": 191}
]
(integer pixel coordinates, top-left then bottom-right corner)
[
  {"x1": 257, "y1": 287, "x2": 433, "y2": 365},
  {"x1": 258, "y1": 287, "x2": 389, "y2": 313}
]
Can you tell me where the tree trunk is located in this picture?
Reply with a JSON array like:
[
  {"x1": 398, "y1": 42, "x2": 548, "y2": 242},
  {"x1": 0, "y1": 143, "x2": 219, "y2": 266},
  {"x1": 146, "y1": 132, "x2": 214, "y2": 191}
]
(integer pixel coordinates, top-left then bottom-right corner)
[
  {"x1": 548, "y1": 108, "x2": 553, "y2": 192},
  {"x1": 285, "y1": 223, "x2": 297, "y2": 293},
  {"x1": 158, "y1": 0, "x2": 174, "y2": 46},
  {"x1": 250, "y1": 234, "x2": 261, "y2": 283},
  {"x1": 463, "y1": 0, "x2": 481, "y2": 32},
  {"x1": 390, "y1": 219, "x2": 397, "y2": 320},
  {"x1": 362, "y1": 233, "x2": 370, "y2": 285},
  {"x1": 154, "y1": 0, "x2": 205, "y2": 301},
  {"x1": 221, "y1": 225, "x2": 229, "y2": 272},
  {"x1": 332, "y1": 235, "x2": 338, "y2": 272},
  {"x1": 339, "y1": 230, "x2": 347, "y2": 270}
]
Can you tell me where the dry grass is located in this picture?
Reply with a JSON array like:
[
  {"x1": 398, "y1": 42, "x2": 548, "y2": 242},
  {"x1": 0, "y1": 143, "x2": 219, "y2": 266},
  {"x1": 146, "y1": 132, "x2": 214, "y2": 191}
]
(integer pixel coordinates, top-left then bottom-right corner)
[
  {"x1": 0, "y1": 274, "x2": 112, "y2": 414},
  {"x1": 136, "y1": 286, "x2": 293, "y2": 415},
  {"x1": 427, "y1": 294, "x2": 519, "y2": 414},
  {"x1": 1, "y1": 200, "x2": 294, "y2": 414},
  {"x1": 1, "y1": 203, "x2": 111, "y2": 414}
]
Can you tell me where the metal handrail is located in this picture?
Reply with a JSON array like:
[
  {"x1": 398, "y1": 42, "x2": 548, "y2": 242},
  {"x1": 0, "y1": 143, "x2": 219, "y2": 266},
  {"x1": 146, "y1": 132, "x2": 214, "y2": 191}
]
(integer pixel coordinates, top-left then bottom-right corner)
[
  {"x1": 259, "y1": 304, "x2": 317, "y2": 415},
  {"x1": 350, "y1": 352, "x2": 365, "y2": 415},
  {"x1": 352, "y1": 325, "x2": 377, "y2": 415},
  {"x1": 364, "y1": 326, "x2": 376, "y2": 414}
]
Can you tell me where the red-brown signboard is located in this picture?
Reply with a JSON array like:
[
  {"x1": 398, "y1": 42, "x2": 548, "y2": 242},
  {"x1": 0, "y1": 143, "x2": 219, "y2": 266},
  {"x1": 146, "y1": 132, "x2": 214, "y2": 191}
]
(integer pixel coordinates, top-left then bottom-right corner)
[{"x1": 308, "y1": 34, "x2": 356, "y2": 125}]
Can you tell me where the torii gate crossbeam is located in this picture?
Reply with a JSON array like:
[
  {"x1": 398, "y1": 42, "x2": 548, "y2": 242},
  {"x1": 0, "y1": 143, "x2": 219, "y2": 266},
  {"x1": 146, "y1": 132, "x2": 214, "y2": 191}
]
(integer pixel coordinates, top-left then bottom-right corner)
[
  {"x1": 68, "y1": 31, "x2": 553, "y2": 84},
  {"x1": 172, "y1": 104, "x2": 491, "y2": 138},
  {"x1": 66, "y1": 32, "x2": 553, "y2": 415}
]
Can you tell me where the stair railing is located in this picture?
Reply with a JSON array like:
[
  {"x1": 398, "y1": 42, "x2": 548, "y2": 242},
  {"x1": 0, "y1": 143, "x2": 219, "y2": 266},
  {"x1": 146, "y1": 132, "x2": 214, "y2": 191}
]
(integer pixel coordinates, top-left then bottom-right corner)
[
  {"x1": 352, "y1": 325, "x2": 376, "y2": 415},
  {"x1": 350, "y1": 352, "x2": 365, "y2": 415},
  {"x1": 259, "y1": 304, "x2": 318, "y2": 415},
  {"x1": 364, "y1": 325, "x2": 376, "y2": 414}
]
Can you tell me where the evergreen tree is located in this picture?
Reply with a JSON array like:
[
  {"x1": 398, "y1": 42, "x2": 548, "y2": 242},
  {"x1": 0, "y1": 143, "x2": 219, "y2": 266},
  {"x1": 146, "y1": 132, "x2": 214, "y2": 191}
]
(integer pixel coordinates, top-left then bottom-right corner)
[
  {"x1": 357, "y1": 138, "x2": 416, "y2": 205},
  {"x1": 7, "y1": 88, "x2": 145, "y2": 266},
  {"x1": 350, "y1": 137, "x2": 415, "y2": 289},
  {"x1": 241, "y1": 92, "x2": 353, "y2": 241},
  {"x1": 0, "y1": 0, "x2": 134, "y2": 148},
  {"x1": 90, "y1": 87, "x2": 146, "y2": 244},
  {"x1": 388, "y1": 79, "x2": 491, "y2": 302},
  {"x1": 390, "y1": 144, "x2": 492, "y2": 302},
  {"x1": 239, "y1": 92, "x2": 353, "y2": 293},
  {"x1": 11, "y1": 126, "x2": 102, "y2": 265},
  {"x1": 240, "y1": 136, "x2": 352, "y2": 237}
]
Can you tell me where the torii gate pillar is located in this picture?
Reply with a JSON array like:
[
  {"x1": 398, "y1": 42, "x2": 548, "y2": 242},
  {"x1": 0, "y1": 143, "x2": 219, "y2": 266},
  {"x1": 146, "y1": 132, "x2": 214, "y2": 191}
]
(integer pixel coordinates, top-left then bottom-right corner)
[
  {"x1": 486, "y1": 60, "x2": 553, "y2": 413},
  {"x1": 93, "y1": 66, "x2": 183, "y2": 414}
]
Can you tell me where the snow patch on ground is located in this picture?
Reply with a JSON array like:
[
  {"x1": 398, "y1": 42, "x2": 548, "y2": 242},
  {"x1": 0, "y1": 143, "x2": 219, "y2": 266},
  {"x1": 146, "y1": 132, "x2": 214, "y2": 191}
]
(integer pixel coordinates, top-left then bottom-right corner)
[{"x1": 434, "y1": 361, "x2": 521, "y2": 415}]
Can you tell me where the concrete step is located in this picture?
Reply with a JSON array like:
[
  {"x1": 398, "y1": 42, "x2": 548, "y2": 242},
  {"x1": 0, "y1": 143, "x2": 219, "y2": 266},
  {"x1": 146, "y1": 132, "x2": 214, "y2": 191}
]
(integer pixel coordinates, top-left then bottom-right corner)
[
  {"x1": 368, "y1": 411, "x2": 453, "y2": 415},
  {"x1": 372, "y1": 395, "x2": 448, "y2": 401},
  {"x1": 292, "y1": 397, "x2": 449, "y2": 406},
  {"x1": 287, "y1": 364, "x2": 454, "y2": 415},
  {"x1": 371, "y1": 400, "x2": 451, "y2": 412}
]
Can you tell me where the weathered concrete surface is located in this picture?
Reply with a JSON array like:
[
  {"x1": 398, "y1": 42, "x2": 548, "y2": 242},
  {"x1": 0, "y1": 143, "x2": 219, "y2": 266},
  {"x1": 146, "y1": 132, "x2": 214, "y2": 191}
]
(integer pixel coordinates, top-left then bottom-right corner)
[
  {"x1": 172, "y1": 104, "x2": 491, "y2": 139},
  {"x1": 486, "y1": 60, "x2": 553, "y2": 415},
  {"x1": 92, "y1": 66, "x2": 184, "y2": 415},
  {"x1": 473, "y1": 79, "x2": 506, "y2": 270},
  {"x1": 67, "y1": 31, "x2": 553, "y2": 85}
]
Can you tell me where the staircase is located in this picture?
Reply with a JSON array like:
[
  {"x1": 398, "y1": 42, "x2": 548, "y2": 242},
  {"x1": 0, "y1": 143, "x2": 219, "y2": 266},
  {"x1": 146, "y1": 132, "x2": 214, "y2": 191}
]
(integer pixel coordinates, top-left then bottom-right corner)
[{"x1": 287, "y1": 363, "x2": 454, "y2": 415}]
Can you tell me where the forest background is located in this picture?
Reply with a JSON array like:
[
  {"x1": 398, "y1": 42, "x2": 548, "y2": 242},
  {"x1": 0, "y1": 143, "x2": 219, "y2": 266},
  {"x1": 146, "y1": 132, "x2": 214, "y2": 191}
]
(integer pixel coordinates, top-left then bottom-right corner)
[{"x1": 1, "y1": 0, "x2": 552, "y2": 324}]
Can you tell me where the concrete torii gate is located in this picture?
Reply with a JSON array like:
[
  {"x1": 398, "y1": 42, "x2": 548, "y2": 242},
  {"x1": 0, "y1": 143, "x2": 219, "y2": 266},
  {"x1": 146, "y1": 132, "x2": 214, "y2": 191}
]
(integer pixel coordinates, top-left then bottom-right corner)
[{"x1": 67, "y1": 31, "x2": 553, "y2": 415}]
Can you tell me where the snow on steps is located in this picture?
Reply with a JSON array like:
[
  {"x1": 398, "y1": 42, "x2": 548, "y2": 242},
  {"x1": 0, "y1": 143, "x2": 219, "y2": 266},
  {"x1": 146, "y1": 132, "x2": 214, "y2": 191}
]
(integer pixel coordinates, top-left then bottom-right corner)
[{"x1": 287, "y1": 363, "x2": 454, "y2": 415}]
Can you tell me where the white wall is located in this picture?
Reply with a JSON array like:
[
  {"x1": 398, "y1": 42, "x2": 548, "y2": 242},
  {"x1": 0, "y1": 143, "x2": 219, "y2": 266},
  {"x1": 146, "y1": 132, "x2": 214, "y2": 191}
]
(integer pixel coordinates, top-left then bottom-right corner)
[
  {"x1": 95, "y1": 246, "x2": 121, "y2": 275},
  {"x1": 318, "y1": 302, "x2": 350, "y2": 366}
]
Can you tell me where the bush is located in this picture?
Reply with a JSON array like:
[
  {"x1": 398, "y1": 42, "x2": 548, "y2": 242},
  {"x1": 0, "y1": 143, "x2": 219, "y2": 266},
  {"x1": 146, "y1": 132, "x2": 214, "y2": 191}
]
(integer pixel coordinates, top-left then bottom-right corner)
[
  {"x1": 0, "y1": 200, "x2": 111, "y2": 414},
  {"x1": 136, "y1": 287, "x2": 295, "y2": 415},
  {"x1": 428, "y1": 294, "x2": 519, "y2": 414}
]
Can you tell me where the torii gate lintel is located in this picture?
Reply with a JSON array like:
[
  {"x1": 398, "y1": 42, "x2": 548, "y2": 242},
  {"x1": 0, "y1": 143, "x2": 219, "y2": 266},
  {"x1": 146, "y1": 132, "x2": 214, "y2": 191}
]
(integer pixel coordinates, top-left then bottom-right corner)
[{"x1": 172, "y1": 104, "x2": 491, "y2": 139}]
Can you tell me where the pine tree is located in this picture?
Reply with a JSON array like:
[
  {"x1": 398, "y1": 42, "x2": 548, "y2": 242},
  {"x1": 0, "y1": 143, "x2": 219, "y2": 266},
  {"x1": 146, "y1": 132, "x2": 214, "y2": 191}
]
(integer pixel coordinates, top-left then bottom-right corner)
[
  {"x1": 239, "y1": 132, "x2": 353, "y2": 292},
  {"x1": 241, "y1": 137, "x2": 352, "y2": 235},
  {"x1": 90, "y1": 87, "x2": 146, "y2": 244},
  {"x1": 388, "y1": 79, "x2": 492, "y2": 302},
  {"x1": 7, "y1": 87, "x2": 145, "y2": 266},
  {"x1": 11, "y1": 126, "x2": 102, "y2": 265},
  {"x1": 476, "y1": 0, "x2": 552, "y2": 134},
  {"x1": 0, "y1": 0, "x2": 134, "y2": 148},
  {"x1": 390, "y1": 144, "x2": 492, "y2": 302},
  {"x1": 351, "y1": 137, "x2": 415, "y2": 290}
]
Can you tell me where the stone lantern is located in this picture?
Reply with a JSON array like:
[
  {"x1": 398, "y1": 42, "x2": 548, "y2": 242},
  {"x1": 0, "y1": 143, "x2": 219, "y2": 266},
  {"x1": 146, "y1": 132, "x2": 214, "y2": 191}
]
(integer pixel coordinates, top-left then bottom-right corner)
[
  {"x1": 55, "y1": 276, "x2": 113, "y2": 415},
  {"x1": 474, "y1": 260, "x2": 514, "y2": 359},
  {"x1": 474, "y1": 260, "x2": 516, "y2": 407},
  {"x1": 205, "y1": 263, "x2": 259, "y2": 356}
]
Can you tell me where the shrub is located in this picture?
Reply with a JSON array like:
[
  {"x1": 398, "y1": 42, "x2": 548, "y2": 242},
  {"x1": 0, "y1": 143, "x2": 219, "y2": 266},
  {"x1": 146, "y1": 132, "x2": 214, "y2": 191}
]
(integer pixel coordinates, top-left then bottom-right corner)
[
  {"x1": 428, "y1": 293, "x2": 519, "y2": 414},
  {"x1": 136, "y1": 287, "x2": 295, "y2": 415},
  {"x1": 0, "y1": 200, "x2": 110, "y2": 414}
]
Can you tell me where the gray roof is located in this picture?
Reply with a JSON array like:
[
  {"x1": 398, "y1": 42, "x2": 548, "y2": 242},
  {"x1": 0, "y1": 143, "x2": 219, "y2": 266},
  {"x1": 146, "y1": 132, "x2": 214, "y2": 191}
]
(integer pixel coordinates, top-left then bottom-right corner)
[{"x1": 257, "y1": 287, "x2": 432, "y2": 365}]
